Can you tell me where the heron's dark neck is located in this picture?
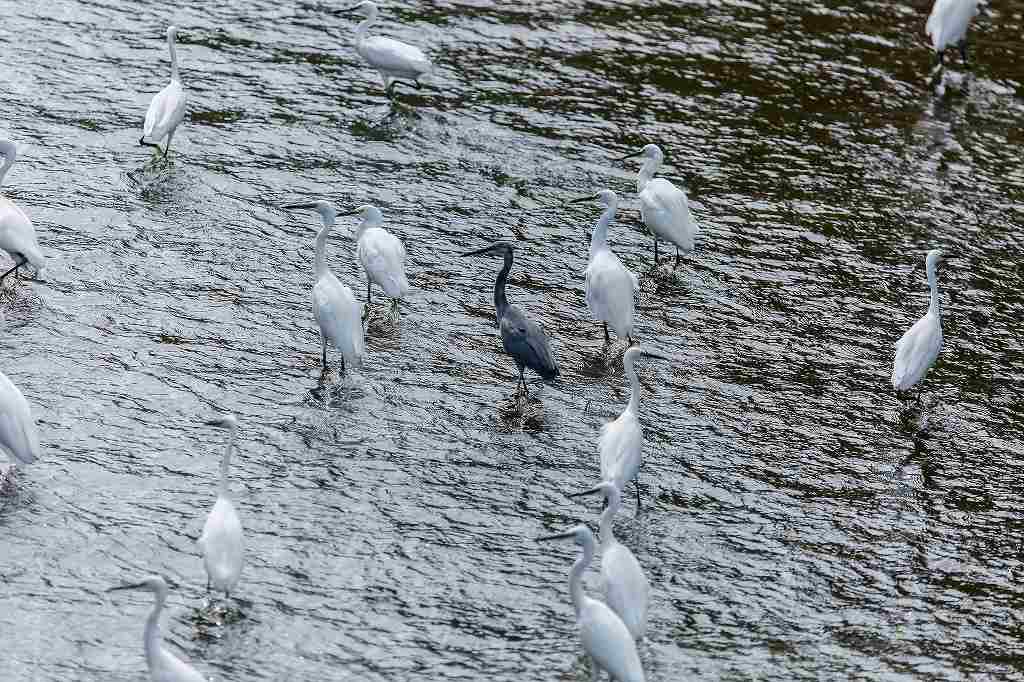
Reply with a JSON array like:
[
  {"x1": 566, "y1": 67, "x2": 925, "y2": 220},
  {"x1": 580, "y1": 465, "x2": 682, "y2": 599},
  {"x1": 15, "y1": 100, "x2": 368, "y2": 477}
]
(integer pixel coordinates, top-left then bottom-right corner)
[{"x1": 493, "y1": 250, "x2": 512, "y2": 322}]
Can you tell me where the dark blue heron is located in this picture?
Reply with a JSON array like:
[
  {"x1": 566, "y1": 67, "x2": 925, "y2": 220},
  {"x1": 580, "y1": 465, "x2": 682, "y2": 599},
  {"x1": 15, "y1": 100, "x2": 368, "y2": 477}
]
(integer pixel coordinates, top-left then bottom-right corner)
[{"x1": 462, "y1": 242, "x2": 559, "y2": 395}]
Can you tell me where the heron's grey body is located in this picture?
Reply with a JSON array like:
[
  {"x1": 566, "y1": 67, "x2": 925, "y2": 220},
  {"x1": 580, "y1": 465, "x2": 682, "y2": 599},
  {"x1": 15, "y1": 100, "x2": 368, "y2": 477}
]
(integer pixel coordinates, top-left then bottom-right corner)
[{"x1": 464, "y1": 242, "x2": 558, "y2": 392}]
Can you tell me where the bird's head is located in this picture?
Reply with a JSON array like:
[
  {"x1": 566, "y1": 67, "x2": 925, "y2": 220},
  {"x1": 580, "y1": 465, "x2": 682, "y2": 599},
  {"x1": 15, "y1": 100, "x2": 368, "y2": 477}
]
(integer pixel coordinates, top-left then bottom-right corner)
[
  {"x1": 166, "y1": 25, "x2": 180, "y2": 42},
  {"x1": 106, "y1": 574, "x2": 170, "y2": 600},
  {"x1": 568, "y1": 481, "x2": 618, "y2": 504},
  {"x1": 283, "y1": 199, "x2": 338, "y2": 226},
  {"x1": 205, "y1": 413, "x2": 238, "y2": 430},
  {"x1": 352, "y1": 204, "x2": 383, "y2": 227},
  {"x1": 567, "y1": 188, "x2": 618, "y2": 209},
  {"x1": 616, "y1": 143, "x2": 663, "y2": 164},
  {"x1": 341, "y1": 1, "x2": 378, "y2": 18},
  {"x1": 537, "y1": 524, "x2": 595, "y2": 549},
  {"x1": 461, "y1": 241, "x2": 513, "y2": 259}
]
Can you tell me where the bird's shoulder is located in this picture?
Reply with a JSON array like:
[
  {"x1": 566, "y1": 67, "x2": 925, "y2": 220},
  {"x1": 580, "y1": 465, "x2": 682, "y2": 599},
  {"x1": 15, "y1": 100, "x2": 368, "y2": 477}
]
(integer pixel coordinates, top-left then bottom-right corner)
[{"x1": 362, "y1": 36, "x2": 428, "y2": 63}]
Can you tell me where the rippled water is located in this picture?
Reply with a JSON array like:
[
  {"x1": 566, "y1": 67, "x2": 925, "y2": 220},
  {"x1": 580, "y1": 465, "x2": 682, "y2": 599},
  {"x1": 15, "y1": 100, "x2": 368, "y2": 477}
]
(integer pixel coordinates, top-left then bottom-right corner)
[{"x1": 2, "y1": 0, "x2": 1023, "y2": 679}]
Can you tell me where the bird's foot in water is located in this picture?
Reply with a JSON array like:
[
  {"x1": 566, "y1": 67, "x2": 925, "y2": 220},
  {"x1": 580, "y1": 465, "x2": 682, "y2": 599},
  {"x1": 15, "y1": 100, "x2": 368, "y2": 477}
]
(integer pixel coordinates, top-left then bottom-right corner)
[
  {"x1": 191, "y1": 598, "x2": 245, "y2": 636},
  {"x1": 0, "y1": 466, "x2": 17, "y2": 496},
  {"x1": 499, "y1": 390, "x2": 544, "y2": 429},
  {"x1": 364, "y1": 305, "x2": 400, "y2": 336}
]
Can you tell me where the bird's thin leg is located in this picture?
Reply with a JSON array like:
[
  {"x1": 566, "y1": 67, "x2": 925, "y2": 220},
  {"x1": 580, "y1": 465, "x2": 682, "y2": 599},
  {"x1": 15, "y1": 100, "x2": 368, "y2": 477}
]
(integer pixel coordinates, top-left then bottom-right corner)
[
  {"x1": 138, "y1": 136, "x2": 162, "y2": 154},
  {"x1": 674, "y1": 245, "x2": 682, "y2": 269},
  {"x1": 519, "y1": 367, "x2": 528, "y2": 396},
  {"x1": 163, "y1": 130, "x2": 174, "y2": 159},
  {"x1": 627, "y1": 335, "x2": 634, "y2": 347},
  {"x1": 653, "y1": 238, "x2": 659, "y2": 266},
  {"x1": 0, "y1": 256, "x2": 26, "y2": 287},
  {"x1": 634, "y1": 477, "x2": 642, "y2": 509},
  {"x1": 959, "y1": 40, "x2": 970, "y2": 66},
  {"x1": 363, "y1": 281, "x2": 372, "y2": 320},
  {"x1": 603, "y1": 322, "x2": 610, "y2": 344},
  {"x1": 340, "y1": 356, "x2": 346, "y2": 374},
  {"x1": 385, "y1": 79, "x2": 398, "y2": 100},
  {"x1": 320, "y1": 336, "x2": 328, "y2": 370}
]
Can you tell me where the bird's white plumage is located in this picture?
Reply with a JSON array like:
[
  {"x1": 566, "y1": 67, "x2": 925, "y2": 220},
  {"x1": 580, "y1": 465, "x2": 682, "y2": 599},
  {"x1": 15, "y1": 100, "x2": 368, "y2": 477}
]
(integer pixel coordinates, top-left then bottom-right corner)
[
  {"x1": 892, "y1": 249, "x2": 947, "y2": 393},
  {"x1": 0, "y1": 140, "x2": 46, "y2": 275},
  {"x1": 347, "y1": 1, "x2": 432, "y2": 92},
  {"x1": 315, "y1": 272, "x2": 365, "y2": 367},
  {"x1": 602, "y1": 542, "x2": 649, "y2": 641},
  {"x1": 353, "y1": 206, "x2": 410, "y2": 300},
  {"x1": 579, "y1": 597, "x2": 645, "y2": 682},
  {"x1": 141, "y1": 27, "x2": 187, "y2": 152},
  {"x1": 151, "y1": 646, "x2": 207, "y2": 682},
  {"x1": 199, "y1": 495, "x2": 244, "y2": 594},
  {"x1": 599, "y1": 409, "x2": 642, "y2": 491},
  {"x1": 582, "y1": 189, "x2": 637, "y2": 340},
  {"x1": 0, "y1": 369, "x2": 40, "y2": 465},
  {"x1": 926, "y1": 0, "x2": 979, "y2": 53},
  {"x1": 639, "y1": 177, "x2": 697, "y2": 253}
]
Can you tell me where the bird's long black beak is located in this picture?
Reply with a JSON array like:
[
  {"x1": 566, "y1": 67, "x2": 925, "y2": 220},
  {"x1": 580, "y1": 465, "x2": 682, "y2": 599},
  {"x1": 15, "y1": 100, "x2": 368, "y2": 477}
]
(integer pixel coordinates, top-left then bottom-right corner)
[
  {"x1": 537, "y1": 530, "x2": 577, "y2": 542},
  {"x1": 566, "y1": 195, "x2": 593, "y2": 205},
  {"x1": 339, "y1": 209, "x2": 360, "y2": 216},
  {"x1": 567, "y1": 486, "x2": 603, "y2": 498},
  {"x1": 615, "y1": 150, "x2": 644, "y2": 161},
  {"x1": 643, "y1": 348, "x2": 673, "y2": 361},
  {"x1": 338, "y1": 4, "x2": 362, "y2": 14},
  {"x1": 282, "y1": 202, "x2": 316, "y2": 210},
  {"x1": 461, "y1": 245, "x2": 494, "y2": 257},
  {"x1": 106, "y1": 582, "x2": 145, "y2": 592}
]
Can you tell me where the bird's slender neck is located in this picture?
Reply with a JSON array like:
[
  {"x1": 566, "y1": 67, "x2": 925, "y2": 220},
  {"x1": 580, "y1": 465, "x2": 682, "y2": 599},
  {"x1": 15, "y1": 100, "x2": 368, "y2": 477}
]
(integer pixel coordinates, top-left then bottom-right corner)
[
  {"x1": 143, "y1": 592, "x2": 166, "y2": 672},
  {"x1": 219, "y1": 424, "x2": 236, "y2": 497},
  {"x1": 590, "y1": 200, "x2": 617, "y2": 258},
  {"x1": 355, "y1": 12, "x2": 377, "y2": 44},
  {"x1": 926, "y1": 259, "x2": 941, "y2": 318},
  {"x1": 315, "y1": 217, "x2": 334, "y2": 279},
  {"x1": 568, "y1": 537, "x2": 595, "y2": 619},
  {"x1": 637, "y1": 156, "x2": 660, "y2": 193},
  {"x1": 623, "y1": 349, "x2": 641, "y2": 414},
  {"x1": 493, "y1": 250, "x2": 512, "y2": 323},
  {"x1": 598, "y1": 491, "x2": 620, "y2": 545},
  {"x1": 0, "y1": 145, "x2": 15, "y2": 187},
  {"x1": 168, "y1": 32, "x2": 180, "y2": 82}
]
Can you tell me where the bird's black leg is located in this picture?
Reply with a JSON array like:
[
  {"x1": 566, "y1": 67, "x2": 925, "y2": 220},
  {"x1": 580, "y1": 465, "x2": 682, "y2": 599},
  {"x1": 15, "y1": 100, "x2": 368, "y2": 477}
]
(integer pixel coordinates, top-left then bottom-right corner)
[
  {"x1": 959, "y1": 40, "x2": 970, "y2": 66},
  {"x1": 0, "y1": 255, "x2": 27, "y2": 287},
  {"x1": 385, "y1": 80, "x2": 398, "y2": 100},
  {"x1": 653, "y1": 238, "x2": 659, "y2": 267},
  {"x1": 519, "y1": 367, "x2": 529, "y2": 396},
  {"x1": 674, "y1": 246, "x2": 681, "y2": 269},
  {"x1": 363, "y1": 281, "x2": 372, "y2": 320},
  {"x1": 321, "y1": 341, "x2": 328, "y2": 370},
  {"x1": 340, "y1": 356, "x2": 346, "y2": 374},
  {"x1": 138, "y1": 136, "x2": 162, "y2": 153},
  {"x1": 627, "y1": 335, "x2": 634, "y2": 347},
  {"x1": 603, "y1": 322, "x2": 610, "y2": 343},
  {"x1": 634, "y1": 477, "x2": 642, "y2": 509}
]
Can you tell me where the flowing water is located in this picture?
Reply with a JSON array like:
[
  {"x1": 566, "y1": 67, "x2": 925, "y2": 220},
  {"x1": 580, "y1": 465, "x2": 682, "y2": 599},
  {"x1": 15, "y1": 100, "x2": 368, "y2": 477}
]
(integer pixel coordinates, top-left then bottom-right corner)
[{"x1": 2, "y1": 0, "x2": 1023, "y2": 679}]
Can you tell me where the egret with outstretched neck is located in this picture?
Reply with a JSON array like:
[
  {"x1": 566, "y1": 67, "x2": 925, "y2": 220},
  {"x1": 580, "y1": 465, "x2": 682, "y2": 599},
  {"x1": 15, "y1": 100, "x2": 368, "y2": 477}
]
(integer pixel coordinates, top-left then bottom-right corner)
[
  {"x1": 569, "y1": 189, "x2": 637, "y2": 345},
  {"x1": 569, "y1": 482, "x2": 650, "y2": 641},
  {"x1": 140, "y1": 26, "x2": 187, "y2": 158},
  {"x1": 618, "y1": 144, "x2": 698, "y2": 268},
  {"x1": 538, "y1": 525, "x2": 645, "y2": 682},
  {"x1": 198, "y1": 414, "x2": 244, "y2": 600},
  {"x1": 107, "y1": 576, "x2": 206, "y2": 682},
  {"x1": 347, "y1": 205, "x2": 410, "y2": 316},
  {"x1": 926, "y1": 0, "x2": 980, "y2": 68},
  {"x1": 283, "y1": 200, "x2": 365, "y2": 374},
  {"x1": 340, "y1": 1, "x2": 432, "y2": 99},
  {"x1": 461, "y1": 242, "x2": 558, "y2": 395},
  {"x1": 0, "y1": 140, "x2": 46, "y2": 286},
  {"x1": 600, "y1": 345, "x2": 671, "y2": 507},
  {"x1": 0, "y1": 369, "x2": 40, "y2": 469},
  {"x1": 892, "y1": 249, "x2": 950, "y2": 399}
]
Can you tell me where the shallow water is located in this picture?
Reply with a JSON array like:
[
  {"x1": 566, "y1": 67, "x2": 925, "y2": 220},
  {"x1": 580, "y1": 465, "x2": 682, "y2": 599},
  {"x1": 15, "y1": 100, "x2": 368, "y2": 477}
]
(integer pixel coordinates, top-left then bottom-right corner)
[{"x1": 2, "y1": 0, "x2": 1023, "y2": 680}]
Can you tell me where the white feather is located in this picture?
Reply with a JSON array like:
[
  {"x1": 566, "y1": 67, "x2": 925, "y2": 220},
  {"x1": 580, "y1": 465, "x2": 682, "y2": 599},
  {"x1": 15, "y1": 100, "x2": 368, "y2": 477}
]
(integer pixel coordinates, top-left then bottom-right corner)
[
  {"x1": 358, "y1": 226, "x2": 410, "y2": 299},
  {"x1": 926, "y1": 0, "x2": 980, "y2": 53},
  {"x1": 586, "y1": 250, "x2": 637, "y2": 339},
  {"x1": 314, "y1": 272, "x2": 365, "y2": 367},
  {"x1": 0, "y1": 369, "x2": 40, "y2": 465}
]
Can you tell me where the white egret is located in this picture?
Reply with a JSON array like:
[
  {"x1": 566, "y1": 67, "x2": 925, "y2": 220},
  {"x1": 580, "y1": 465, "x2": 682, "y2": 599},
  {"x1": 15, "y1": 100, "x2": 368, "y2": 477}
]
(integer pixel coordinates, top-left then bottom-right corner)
[
  {"x1": 600, "y1": 345, "x2": 670, "y2": 508},
  {"x1": 347, "y1": 204, "x2": 410, "y2": 316},
  {"x1": 140, "y1": 26, "x2": 187, "y2": 158},
  {"x1": 926, "y1": 0, "x2": 980, "y2": 67},
  {"x1": 0, "y1": 369, "x2": 40, "y2": 467},
  {"x1": 461, "y1": 242, "x2": 559, "y2": 395},
  {"x1": 538, "y1": 524, "x2": 645, "y2": 682},
  {"x1": 0, "y1": 140, "x2": 46, "y2": 285},
  {"x1": 340, "y1": 1, "x2": 432, "y2": 99},
  {"x1": 198, "y1": 414, "x2": 244, "y2": 600},
  {"x1": 892, "y1": 249, "x2": 950, "y2": 399},
  {"x1": 569, "y1": 189, "x2": 638, "y2": 345},
  {"x1": 284, "y1": 200, "x2": 365, "y2": 373},
  {"x1": 618, "y1": 144, "x2": 698, "y2": 268},
  {"x1": 569, "y1": 482, "x2": 650, "y2": 641},
  {"x1": 107, "y1": 575, "x2": 207, "y2": 682}
]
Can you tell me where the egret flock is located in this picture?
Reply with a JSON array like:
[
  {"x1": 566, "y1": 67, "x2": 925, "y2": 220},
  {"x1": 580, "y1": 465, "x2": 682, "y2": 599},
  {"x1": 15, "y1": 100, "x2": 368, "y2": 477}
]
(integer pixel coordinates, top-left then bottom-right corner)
[{"x1": 0, "y1": 0, "x2": 983, "y2": 680}]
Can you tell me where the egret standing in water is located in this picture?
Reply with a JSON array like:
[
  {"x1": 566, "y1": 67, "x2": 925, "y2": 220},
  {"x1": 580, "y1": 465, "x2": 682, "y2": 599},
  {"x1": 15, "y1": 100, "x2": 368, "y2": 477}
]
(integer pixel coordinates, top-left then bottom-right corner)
[
  {"x1": 107, "y1": 576, "x2": 206, "y2": 682},
  {"x1": 600, "y1": 345, "x2": 670, "y2": 508},
  {"x1": 347, "y1": 204, "x2": 410, "y2": 317},
  {"x1": 569, "y1": 482, "x2": 650, "y2": 641},
  {"x1": 926, "y1": 0, "x2": 980, "y2": 68},
  {"x1": 569, "y1": 189, "x2": 637, "y2": 345},
  {"x1": 618, "y1": 144, "x2": 698, "y2": 268},
  {"x1": 0, "y1": 369, "x2": 40, "y2": 470},
  {"x1": 461, "y1": 242, "x2": 559, "y2": 395},
  {"x1": 284, "y1": 201, "x2": 365, "y2": 374},
  {"x1": 892, "y1": 249, "x2": 950, "y2": 400},
  {"x1": 198, "y1": 415, "x2": 244, "y2": 600},
  {"x1": 340, "y1": 1, "x2": 432, "y2": 99},
  {"x1": 0, "y1": 140, "x2": 46, "y2": 286},
  {"x1": 538, "y1": 525, "x2": 645, "y2": 682},
  {"x1": 140, "y1": 26, "x2": 187, "y2": 158}
]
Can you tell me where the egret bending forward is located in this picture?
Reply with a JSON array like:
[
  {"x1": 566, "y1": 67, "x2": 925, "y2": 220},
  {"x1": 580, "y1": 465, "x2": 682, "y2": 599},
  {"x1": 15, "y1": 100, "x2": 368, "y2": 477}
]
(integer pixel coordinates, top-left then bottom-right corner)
[
  {"x1": 570, "y1": 482, "x2": 650, "y2": 641},
  {"x1": 570, "y1": 189, "x2": 637, "y2": 345},
  {"x1": 140, "y1": 26, "x2": 187, "y2": 158},
  {"x1": 0, "y1": 369, "x2": 41, "y2": 469},
  {"x1": 341, "y1": 1, "x2": 432, "y2": 99},
  {"x1": 198, "y1": 414, "x2": 244, "y2": 600},
  {"x1": 347, "y1": 205, "x2": 410, "y2": 316},
  {"x1": 0, "y1": 140, "x2": 46, "y2": 286},
  {"x1": 618, "y1": 144, "x2": 698, "y2": 268},
  {"x1": 284, "y1": 201, "x2": 365, "y2": 374},
  {"x1": 892, "y1": 249, "x2": 950, "y2": 400},
  {"x1": 600, "y1": 346, "x2": 670, "y2": 508},
  {"x1": 462, "y1": 242, "x2": 558, "y2": 395},
  {"x1": 926, "y1": 0, "x2": 980, "y2": 67},
  {"x1": 107, "y1": 576, "x2": 206, "y2": 682},
  {"x1": 538, "y1": 525, "x2": 645, "y2": 682}
]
